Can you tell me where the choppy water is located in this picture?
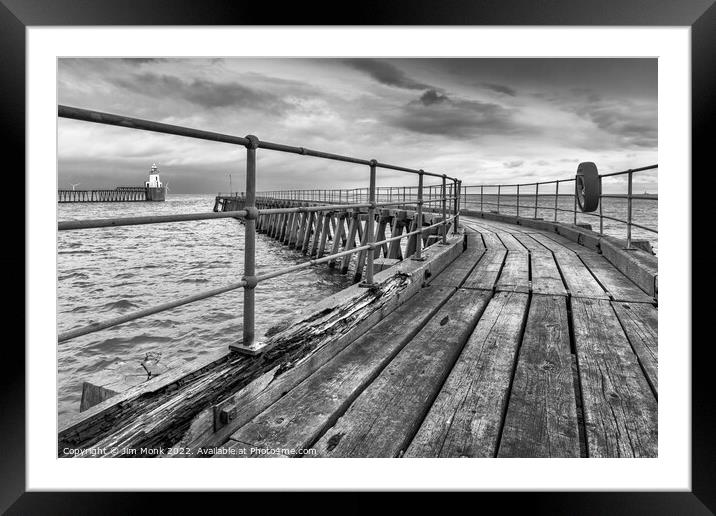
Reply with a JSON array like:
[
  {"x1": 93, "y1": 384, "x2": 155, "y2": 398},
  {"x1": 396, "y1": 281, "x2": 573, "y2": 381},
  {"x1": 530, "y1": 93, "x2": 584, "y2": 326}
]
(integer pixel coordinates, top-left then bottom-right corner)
[{"x1": 57, "y1": 194, "x2": 353, "y2": 424}]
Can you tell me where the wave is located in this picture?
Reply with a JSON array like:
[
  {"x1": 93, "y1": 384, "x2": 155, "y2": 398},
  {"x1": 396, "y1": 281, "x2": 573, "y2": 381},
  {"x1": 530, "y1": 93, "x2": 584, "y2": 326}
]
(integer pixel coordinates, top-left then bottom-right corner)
[
  {"x1": 58, "y1": 271, "x2": 89, "y2": 281},
  {"x1": 101, "y1": 299, "x2": 141, "y2": 311}
]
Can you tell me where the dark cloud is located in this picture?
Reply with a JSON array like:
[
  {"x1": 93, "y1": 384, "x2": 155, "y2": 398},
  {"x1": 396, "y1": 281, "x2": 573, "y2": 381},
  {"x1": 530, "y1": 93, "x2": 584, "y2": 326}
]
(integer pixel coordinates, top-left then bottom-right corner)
[
  {"x1": 119, "y1": 58, "x2": 167, "y2": 65},
  {"x1": 576, "y1": 99, "x2": 657, "y2": 148},
  {"x1": 114, "y1": 72, "x2": 290, "y2": 113},
  {"x1": 482, "y1": 83, "x2": 517, "y2": 96},
  {"x1": 503, "y1": 160, "x2": 524, "y2": 168},
  {"x1": 343, "y1": 59, "x2": 433, "y2": 90},
  {"x1": 389, "y1": 91, "x2": 517, "y2": 139},
  {"x1": 419, "y1": 89, "x2": 449, "y2": 106}
]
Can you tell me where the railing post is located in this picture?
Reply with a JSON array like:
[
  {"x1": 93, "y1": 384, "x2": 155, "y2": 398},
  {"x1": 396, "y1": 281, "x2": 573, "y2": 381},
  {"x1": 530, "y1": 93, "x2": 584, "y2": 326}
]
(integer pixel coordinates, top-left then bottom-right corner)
[
  {"x1": 235, "y1": 134, "x2": 259, "y2": 352},
  {"x1": 626, "y1": 169, "x2": 633, "y2": 249},
  {"x1": 441, "y1": 174, "x2": 448, "y2": 244},
  {"x1": 534, "y1": 182, "x2": 539, "y2": 219},
  {"x1": 480, "y1": 185, "x2": 484, "y2": 212},
  {"x1": 599, "y1": 177, "x2": 604, "y2": 235},
  {"x1": 497, "y1": 185, "x2": 501, "y2": 213},
  {"x1": 413, "y1": 170, "x2": 425, "y2": 260},
  {"x1": 554, "y1": 181, "x2": 559, "y2": 222},
  {"x1": 573, "y1": 180, "x2": 577, "y2": 224},
  {"x1": 453, "y1": 179, "x2": 460, "y2": 235},
  {"x1": 361, "y1": 160, "x2": 378, "y2": 287},
  {"x1": 516, "y1": 184, "x2": 520, "y2": 218}
]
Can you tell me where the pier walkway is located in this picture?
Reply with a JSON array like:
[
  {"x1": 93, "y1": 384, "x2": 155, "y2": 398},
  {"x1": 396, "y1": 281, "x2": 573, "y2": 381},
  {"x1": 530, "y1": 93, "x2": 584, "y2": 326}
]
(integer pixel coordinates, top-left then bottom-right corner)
[
  {"x1": 215, "y1": 216, "x2": 657, "y2": 458},
  {"x1": 57, "y1": 105, "x2": 657, "y2": 459}
]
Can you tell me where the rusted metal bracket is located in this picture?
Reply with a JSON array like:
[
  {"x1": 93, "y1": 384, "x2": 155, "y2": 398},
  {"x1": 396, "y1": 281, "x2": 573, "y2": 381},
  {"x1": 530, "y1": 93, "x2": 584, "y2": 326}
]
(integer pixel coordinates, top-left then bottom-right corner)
[{"x1": 213, "y1": 395, "x2": 240, "y2": 431}]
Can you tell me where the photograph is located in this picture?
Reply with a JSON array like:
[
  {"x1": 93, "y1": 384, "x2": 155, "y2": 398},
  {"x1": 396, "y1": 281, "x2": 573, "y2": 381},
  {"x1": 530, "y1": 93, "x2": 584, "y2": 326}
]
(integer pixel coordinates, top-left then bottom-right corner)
[
  {"x1": 4, "y1": 0, "x2": 709, "y2": 508},
  {"x1": 56, "y1": 57, "x2": 659, "y2": 459}
]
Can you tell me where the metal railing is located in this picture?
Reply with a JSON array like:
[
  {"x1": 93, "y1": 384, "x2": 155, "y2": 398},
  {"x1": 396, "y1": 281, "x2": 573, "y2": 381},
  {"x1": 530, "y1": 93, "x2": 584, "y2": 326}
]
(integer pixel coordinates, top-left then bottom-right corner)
[
  {"x1": 461, "y1": 164, "x2": 657, "y2": 249},
  {"x1": 57, "y1": 105, "x2": 462, "y2": 351}
]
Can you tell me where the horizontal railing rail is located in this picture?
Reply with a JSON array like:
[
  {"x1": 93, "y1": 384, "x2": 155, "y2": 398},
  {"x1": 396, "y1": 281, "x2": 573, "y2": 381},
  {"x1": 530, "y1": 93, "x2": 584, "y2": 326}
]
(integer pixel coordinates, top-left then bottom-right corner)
[
  {"x1": 58, "y1": 105, "x2": 463, "y2": 351},
  {"x1": 460, "y1": 164, "x2": 657, "y2": 249}
]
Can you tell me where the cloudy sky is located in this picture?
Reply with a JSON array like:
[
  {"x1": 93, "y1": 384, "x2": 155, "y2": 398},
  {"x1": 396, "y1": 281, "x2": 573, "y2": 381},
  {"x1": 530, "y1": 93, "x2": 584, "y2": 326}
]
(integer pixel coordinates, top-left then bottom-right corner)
[{"x1": 58, "y1": 58, "x2": 657, "y2": 194}]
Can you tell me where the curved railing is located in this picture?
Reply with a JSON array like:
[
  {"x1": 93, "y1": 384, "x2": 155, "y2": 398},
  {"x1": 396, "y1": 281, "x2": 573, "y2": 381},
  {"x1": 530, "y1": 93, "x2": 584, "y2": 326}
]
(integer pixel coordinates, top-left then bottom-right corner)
[
  {"x1": 57, "y1": 106, "x2": 462, "y2": 353},
  {"x1": 460, "y1": 164, "x2": 657, "y2": 249}
]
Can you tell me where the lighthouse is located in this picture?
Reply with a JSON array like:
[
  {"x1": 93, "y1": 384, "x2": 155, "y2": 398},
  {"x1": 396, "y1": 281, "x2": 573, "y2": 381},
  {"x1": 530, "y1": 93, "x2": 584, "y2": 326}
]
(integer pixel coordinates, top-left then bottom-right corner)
[{"x1": 145, "y1": 163, "x2": 167, "y2": 201}]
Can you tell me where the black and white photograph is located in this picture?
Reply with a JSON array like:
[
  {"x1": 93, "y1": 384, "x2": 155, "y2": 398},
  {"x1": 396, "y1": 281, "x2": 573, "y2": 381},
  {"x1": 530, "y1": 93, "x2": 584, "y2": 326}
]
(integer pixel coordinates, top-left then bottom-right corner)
[
  {"x1": 5, "y1": 3, "x2": 707, "y2": 506},
  {"x1": 56, "y1": 57, "x2": 659, "y2": 459}
]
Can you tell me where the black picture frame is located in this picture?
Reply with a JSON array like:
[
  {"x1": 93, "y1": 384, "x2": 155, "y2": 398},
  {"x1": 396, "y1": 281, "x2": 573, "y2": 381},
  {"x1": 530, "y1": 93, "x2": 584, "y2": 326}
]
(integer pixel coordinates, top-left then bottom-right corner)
[{"x1": 4, "y1": 0, "x2": 713, "y2": 512}]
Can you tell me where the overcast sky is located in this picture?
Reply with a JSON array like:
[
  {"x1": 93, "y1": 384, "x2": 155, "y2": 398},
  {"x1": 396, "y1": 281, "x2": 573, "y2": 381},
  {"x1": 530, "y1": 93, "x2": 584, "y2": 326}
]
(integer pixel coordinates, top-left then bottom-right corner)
[{"x1": 58, "y1": 58, "x2": 657, "y2": 194}]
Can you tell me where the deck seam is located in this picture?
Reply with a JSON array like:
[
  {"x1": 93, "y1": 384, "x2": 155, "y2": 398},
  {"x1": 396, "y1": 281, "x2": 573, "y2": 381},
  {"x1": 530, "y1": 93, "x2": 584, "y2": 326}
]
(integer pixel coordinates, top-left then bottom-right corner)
[
  {"x1": 565, "y1": 294, "x2": 589, "y2": 458},
  {"x1": 399, "y1": 290, "x2": 496, "y2": 457},
  {"x1": 609, "y1": 301, "x2": 658, "y2": 401},
  {"x1": 493, "y1": 291, "x2": 532, "y2": 457},
  {"x1": 549, "y1": 245, "x2": 589, "y2": 457},
  {"x1": 576, "y1": 252, "x2": 616, "y2": 301}
]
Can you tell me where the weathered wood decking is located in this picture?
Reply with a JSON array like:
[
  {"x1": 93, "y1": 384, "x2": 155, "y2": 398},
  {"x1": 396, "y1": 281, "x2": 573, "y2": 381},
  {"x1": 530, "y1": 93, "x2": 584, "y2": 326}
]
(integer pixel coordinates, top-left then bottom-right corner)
[{"x1": 213, "y1": 216, "x2": 658, "y2": 458}]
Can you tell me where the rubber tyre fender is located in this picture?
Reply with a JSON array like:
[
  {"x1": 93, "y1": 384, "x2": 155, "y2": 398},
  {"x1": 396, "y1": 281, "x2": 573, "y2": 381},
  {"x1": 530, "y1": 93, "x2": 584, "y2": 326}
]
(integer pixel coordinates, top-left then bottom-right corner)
[{"x1": 576, "y1": 162, "x2": 601, "y2": 212}]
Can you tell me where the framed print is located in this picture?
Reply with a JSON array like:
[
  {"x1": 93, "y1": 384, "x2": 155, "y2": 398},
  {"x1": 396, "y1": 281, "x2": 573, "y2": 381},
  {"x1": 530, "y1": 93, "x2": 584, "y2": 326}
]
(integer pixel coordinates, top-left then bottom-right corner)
[{"x1": 5, "y1": 0, "x2": 714, "y2": 512}]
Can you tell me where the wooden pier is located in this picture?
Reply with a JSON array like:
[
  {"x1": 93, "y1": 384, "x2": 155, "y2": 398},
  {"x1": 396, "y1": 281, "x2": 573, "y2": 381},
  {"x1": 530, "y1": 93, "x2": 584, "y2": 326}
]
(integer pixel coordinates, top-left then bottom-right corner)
[
  {"x1": 62, "y1": 212, "x2": 657, "y2": 459},
  {"x1": 58, "y1": 186, "x2": 150, "y2": 203},
  {"x1": 56, "y1": 106, "x2": 657, "y2": 459},
  {"x1": 214, "y1": 195, "x2": 452, "y2": 281},
  {"x1": 216, "y1": 216, "x2": 657, "y2": 458}
]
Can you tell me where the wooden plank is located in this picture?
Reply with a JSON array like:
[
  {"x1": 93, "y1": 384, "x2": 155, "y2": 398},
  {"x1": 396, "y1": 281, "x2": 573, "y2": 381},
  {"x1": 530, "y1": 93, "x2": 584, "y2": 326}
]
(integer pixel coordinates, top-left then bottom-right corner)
[
  {"x1": 228, "y1": 286, "x2": 458, "y2": 455},
  {"x1": 301, "y1": 211, "x2": 315, "y2": 254},
  {"x1": 374, "y1": 212, "x2": 391, "y2": 258},
  {"x1": 340, "y1": 212, "x2": 360, "y2": 273},
  {"x1": 462, "y1": 250, "x2": 507, "y2": 291},
  {"x1": 497, "y1": 295, "x2": 580, "y2": 457},
  {"x1": 353, "y1": 218, "x2": 371, "y2": 282},
  {"x1": 328, "y1": 213, "x2": 346, "y2": 266},
  {"x1": 552, "y1": 252, "x2": 609, "y2": 299},
  {"x1": 405, "y1": 216, "x2": 419, "y2": 257},
  {"x1": 612, "y1": 301, "x2": 658, "y2": 395},
  {"x1": 387, "y1": 218, "x2": 405, "y2": 259},
  {"x1": 531, "y1": 251, "x2": 568, "y2": 296},
  {"x1": 571, "y1": 298, "x2": 657, "y2": 457},
  {"x1": 495, "y1": 251, "x2": 530, "y2": 293},
  {"x1": 496, "y1": 232, "x2": 528, "y2": 252},
  {"x1": 512, "y1": 232, "x2": 550, "y2": 253},
  {"x1": 465, "y1": 218, "x2": 528, "y2": 235},
  {"x1": 316, "y1": 212, "x2": 332, "y2": 258},
  {"x1": 528, "y1": 232, "x2": 576, "y2": 256},
  {"x1": 479, "y1": 231, "x2": 506, "y2": 250},
  {"x1": 428, "y1": 236, "x2": 485, "y2": 288},
  {"x1": 405, "y1": 291, "x2": 529, "y2": 457},
  {"x1": 310, "y1": 289, "x2": 492, "y2": 457},
  {"x1": 309, "y1": 212, "x2": 324, "y2": 257},
  {"x1": 293, "y1": 212, "x2": 307, "y2": 249},
  {"x1": 537, "y1": 232, "x2": 587, "y2": 254},
  {"x1": 283, "y1": 212, "x2": 296, "y2": 244},
  {"x1": 580, "y1": 253, "x2": 653, "y2": 303}
]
